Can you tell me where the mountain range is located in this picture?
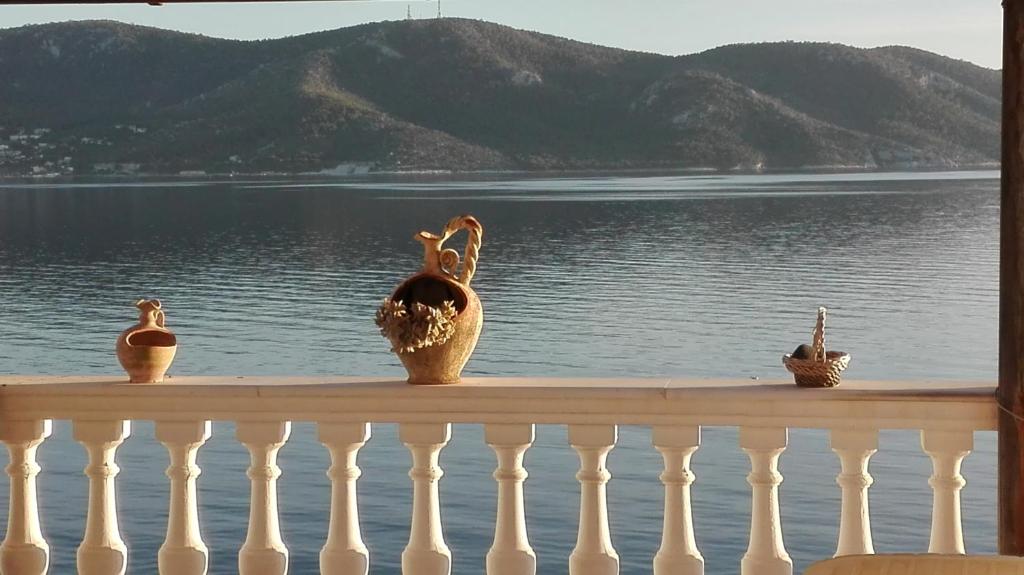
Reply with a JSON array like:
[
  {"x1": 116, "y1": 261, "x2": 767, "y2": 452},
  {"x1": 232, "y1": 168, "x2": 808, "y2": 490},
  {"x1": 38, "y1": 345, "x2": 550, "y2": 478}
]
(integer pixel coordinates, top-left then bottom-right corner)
[{"x1": 0, "y1": 18, "x2": 1002, "y2": 176}]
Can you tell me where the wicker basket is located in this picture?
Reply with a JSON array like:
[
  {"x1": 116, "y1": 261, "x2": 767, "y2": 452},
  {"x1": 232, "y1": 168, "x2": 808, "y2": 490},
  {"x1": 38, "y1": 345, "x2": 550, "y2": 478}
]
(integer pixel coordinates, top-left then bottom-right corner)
[{"x1": 782, "y1": 307, "x2": 850, "y2": 388}]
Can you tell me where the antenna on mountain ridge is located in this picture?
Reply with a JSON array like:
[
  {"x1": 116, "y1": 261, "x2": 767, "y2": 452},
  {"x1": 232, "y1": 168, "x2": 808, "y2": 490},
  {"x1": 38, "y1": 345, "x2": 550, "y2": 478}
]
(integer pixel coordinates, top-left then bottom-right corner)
[
  {"x1": 407, "y1": 4, "x2": 412, "y2": 19},
  {"x1": 437, "y1": 0, "x2": 442, "y2": 19}
]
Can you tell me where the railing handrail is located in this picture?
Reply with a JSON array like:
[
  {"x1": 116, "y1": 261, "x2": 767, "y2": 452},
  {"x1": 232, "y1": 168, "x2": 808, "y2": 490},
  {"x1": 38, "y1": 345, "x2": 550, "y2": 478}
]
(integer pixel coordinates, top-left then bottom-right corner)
[{"x1": 0, "y1": 376, "x2": 996, "y2": 430}]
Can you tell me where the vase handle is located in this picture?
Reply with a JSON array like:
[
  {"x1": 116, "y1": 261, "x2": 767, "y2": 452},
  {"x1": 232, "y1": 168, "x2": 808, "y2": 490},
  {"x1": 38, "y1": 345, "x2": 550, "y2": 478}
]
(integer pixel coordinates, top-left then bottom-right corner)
[{"x1": 443, "y1": 215, "x2": 483, "y2": 286}]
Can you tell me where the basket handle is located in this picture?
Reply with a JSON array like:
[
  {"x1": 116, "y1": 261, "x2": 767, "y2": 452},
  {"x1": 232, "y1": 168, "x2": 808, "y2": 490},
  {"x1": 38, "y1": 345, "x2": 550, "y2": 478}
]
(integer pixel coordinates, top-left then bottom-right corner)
[{"x1": 812, "y1": 307, "x2": 827, "y2": 363}]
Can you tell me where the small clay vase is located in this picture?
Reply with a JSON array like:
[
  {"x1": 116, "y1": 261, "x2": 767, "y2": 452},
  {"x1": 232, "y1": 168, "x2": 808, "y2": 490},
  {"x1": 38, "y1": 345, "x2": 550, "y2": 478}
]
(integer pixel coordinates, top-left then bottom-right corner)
[
  {"x1": 383, "y1": 215, "x2": 484, "y2": 385},
  {"x1": 115, "y1": 299, "x2": 177, "y2": 383}
]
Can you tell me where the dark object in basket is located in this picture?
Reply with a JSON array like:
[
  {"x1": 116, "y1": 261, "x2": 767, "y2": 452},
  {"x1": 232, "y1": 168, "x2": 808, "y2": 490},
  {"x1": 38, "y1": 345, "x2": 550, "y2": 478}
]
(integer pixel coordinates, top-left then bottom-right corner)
[
  {"x1": 791, "y1": 344, "x2": 814, "y2": 360},
  {"x1": 782, "y1": 308, "x2": 850, "y2": 388}
]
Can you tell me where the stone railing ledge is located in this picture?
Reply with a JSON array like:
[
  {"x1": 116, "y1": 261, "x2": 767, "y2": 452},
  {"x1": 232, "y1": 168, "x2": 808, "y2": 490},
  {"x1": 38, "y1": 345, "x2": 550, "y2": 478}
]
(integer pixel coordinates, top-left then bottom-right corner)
[{"x1": 0, "y1": 376, "x2": 996, "y2": 431}]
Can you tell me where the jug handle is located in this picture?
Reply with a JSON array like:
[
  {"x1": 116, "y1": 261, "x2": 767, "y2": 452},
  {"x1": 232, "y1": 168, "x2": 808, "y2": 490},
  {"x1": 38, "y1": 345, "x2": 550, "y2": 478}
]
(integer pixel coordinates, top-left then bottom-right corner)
[{"x1": 443, "y1": 215, "x2": 483, "y2": 286}]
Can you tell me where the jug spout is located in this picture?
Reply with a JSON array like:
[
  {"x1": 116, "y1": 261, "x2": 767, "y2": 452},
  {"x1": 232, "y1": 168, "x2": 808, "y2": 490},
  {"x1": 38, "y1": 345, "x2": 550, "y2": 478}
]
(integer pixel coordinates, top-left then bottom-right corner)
[
  {"x1": 135, "y1": 298, "x2": 165, "y2": 329},
  {"x1": 415, "y1": 231, "x2": 448, "y2": 275}
]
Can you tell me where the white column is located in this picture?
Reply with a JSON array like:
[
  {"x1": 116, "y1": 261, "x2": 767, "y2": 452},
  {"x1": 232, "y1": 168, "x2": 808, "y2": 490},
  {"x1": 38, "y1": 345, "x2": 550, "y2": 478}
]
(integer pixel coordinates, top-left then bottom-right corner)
[
  {"x1": 75, "y1": 420, "x2": 131, "y2": 575},
  {"x1": 652, "y1": 426, "x2": 703, "y2": 575},
  {"x1": 830, "y1": 429, "x2": 877, "y2": 557},
  {"x1": 401, "y1": 423, "x2": 452, "y2": 575},
  {"x1": 922, "y1": 429, "x2": 973, "y2": 554},
  {"x1": 568, "y1": 424, "x2": 618, "y2": 575},
  {"x1": 740, "y1": 427, "x2": 791, "y2": 575},
  {"x1": 485, "y1": 424, "x2": 536, "y2": 575},
  {"x1": 237, "y1": 421, "x2": 291, "y2": 575},
  {"x1": 319, "y1": 422, "x2": 371, "y2": 575},
  {"x1": 156, "y1": 420, "x2": 211, "y2": 575},
  {"x1": 0, "y1": 419, "x2": 51, "y2": 575}
]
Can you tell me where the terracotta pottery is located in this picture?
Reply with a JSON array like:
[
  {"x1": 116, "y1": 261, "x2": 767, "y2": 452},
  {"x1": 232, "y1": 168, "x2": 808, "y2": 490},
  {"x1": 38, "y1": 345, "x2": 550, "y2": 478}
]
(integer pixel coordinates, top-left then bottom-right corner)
[
  {"x1": 115, "y1": 299, "x2": 177, "y2": 383},
  {"x1": 376, "y1": 215, "x2": 484, "y2": 385}
]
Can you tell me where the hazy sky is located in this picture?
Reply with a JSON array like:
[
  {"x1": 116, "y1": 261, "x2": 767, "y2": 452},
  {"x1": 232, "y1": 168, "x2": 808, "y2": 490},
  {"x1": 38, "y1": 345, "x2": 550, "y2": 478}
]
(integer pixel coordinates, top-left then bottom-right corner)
[{"x1": 0, "y1": 0, "x2": 1004, "y2": 69}]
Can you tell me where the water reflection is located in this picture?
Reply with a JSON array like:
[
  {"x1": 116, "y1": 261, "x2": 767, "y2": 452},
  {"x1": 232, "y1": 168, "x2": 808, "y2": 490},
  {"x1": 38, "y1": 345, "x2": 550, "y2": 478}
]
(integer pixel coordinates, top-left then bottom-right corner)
[{"x1": 0, "y1": 172, "x2": 999, "y2": 380}]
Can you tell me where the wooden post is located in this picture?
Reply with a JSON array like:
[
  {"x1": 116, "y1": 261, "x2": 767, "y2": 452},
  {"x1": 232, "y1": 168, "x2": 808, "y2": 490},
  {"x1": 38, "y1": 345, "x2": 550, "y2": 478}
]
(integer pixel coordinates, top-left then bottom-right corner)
[{"x1": 1001, "y1": 0, "x2": 1024, "y2": 556}]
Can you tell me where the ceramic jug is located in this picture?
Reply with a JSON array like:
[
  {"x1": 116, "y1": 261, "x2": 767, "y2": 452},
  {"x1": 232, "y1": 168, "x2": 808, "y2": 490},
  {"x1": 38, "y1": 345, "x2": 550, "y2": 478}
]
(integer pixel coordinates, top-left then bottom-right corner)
[
  {"x1": 377, "y1": 215, "x2": 483, "y2": 384},
  {"x1": 115, "y1": 299, "x2": 177, "y2": 383}
]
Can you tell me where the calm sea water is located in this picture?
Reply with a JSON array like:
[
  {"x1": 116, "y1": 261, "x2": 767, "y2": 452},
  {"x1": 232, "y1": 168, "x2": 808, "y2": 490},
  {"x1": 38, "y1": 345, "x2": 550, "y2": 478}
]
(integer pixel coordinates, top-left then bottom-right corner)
[{"x1": 0, "y1": 171, "x2": 1001, "y2": 574}]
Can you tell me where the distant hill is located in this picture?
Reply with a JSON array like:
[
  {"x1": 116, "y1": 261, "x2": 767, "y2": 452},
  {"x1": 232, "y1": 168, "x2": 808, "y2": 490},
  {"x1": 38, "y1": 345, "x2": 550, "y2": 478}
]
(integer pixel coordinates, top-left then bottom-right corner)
[{"x1": 0, "y1": 19, "x2": 1001, "y2": 176}]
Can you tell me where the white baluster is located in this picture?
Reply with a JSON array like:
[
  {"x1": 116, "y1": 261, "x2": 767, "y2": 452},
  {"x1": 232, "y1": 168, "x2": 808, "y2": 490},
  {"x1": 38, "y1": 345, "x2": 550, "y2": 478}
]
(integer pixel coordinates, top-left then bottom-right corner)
[
  {"x1": 156, "y1": 420, "x2": 211, "y2": 575},
  {"x1": 830, "y1": 429, "x2": 877, "y2": 557},
  {"x1": 319, "y1": 422, "x2": 371, "y2": 575},
  {"x1": 75, "y1": 420, "x2": 131, "y2": 575},
  {"x1": 0, "y1": 419, "x2": 51, "y2": 575},
  {"x1": 485, "y1": 424, "x2": 536, "y2": 575},
  {"x1": 922, "y1": 429, "x2": 973, "y2": 554},
  {"x1": 401, "y1": 423, "x2": 452, "y2": 575},
  {"x1": 568, "y1": 424, "x2": 618, "y2": 575},
  {"x1": 740, "y1": 427, "x2": 791, "y2": 575},
  {"x1": 237, "y1": 421, "x2": 291, "y2": 575},
  {"x1": 652, "y1": 426, "x2": 703, "y2": 575}
]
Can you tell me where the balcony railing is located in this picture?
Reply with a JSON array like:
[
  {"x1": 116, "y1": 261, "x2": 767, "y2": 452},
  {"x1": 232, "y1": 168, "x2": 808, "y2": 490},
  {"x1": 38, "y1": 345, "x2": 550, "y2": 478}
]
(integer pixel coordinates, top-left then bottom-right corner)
[{"x1": 0, "y1": 376, "x2": 997, "y2": 575}]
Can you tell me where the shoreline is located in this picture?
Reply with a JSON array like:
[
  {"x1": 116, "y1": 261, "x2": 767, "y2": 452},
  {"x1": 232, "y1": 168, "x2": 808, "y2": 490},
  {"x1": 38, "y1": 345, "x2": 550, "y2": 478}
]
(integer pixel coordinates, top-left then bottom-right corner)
[{"x1": 0, "y1": 163, "x2": 1002, "y2": 183}]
